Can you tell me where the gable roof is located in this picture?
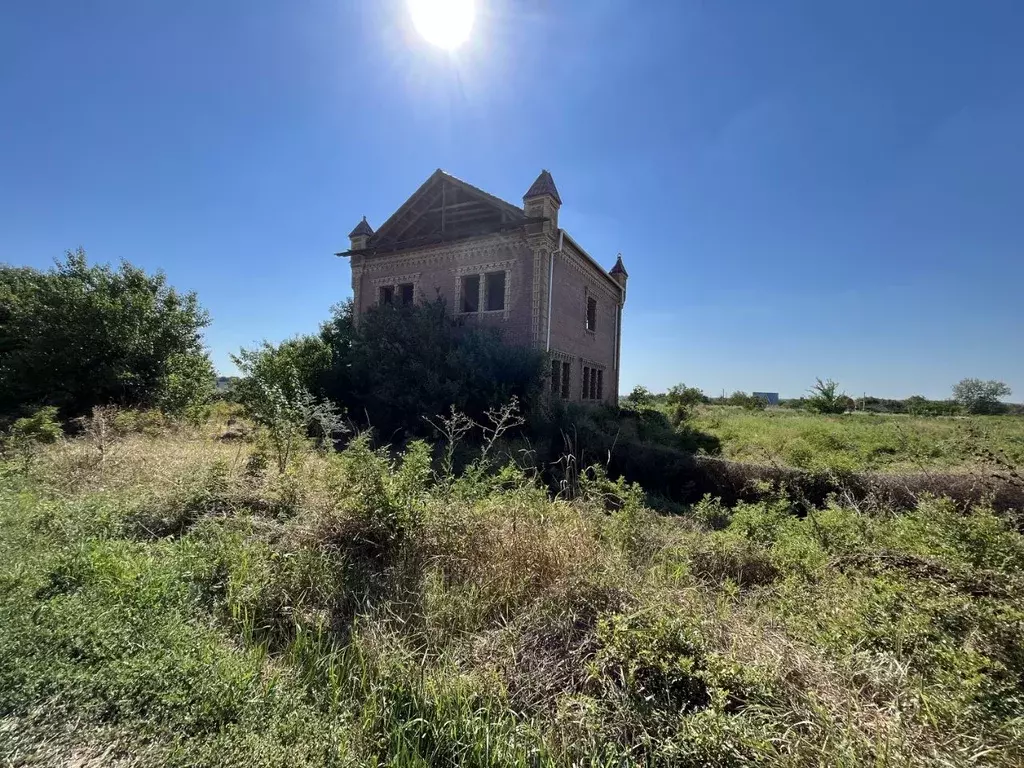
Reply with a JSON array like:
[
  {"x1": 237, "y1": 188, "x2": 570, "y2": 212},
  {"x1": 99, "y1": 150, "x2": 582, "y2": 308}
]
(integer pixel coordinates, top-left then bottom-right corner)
[
  {"x1": 523, "y1": 169, "x2": 561, "y2": 204},
  {"x1": 358, "y1": 169, "x2": 531, "y2": 254}
]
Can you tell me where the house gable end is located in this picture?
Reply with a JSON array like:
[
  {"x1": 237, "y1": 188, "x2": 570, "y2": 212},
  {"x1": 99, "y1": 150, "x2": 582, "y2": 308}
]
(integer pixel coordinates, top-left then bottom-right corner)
[{"x1": 365, "y1": 170, "x2": 534, "y2": 255}]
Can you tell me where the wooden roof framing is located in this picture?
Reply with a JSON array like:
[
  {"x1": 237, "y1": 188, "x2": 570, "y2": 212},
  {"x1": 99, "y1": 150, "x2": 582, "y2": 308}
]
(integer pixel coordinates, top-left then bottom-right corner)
[{"x1": 337, "y1": 170, "x2": 540, "y2": 257}]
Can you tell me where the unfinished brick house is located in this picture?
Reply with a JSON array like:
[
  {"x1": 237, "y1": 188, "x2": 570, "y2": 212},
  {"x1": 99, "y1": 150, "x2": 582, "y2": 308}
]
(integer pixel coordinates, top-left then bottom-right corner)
[{"x1": 337, "y1": 169, "x2": 627, "y2": 404}]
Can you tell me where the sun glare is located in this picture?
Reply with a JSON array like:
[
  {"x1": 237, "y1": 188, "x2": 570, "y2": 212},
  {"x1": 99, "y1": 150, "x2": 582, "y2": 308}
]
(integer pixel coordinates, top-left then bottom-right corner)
[{"x1": 408, "y1": 0, "x2": 475, "y2": 50}]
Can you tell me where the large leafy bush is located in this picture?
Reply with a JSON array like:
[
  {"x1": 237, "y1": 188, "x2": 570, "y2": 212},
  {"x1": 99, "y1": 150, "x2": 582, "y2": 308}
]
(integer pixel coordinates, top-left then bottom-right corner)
[
  {"x1": 238, "y1": 299, "x2": 546, "y2": 441},
  {"x1": 0, "y1": 249, "x2": 214, "y2": 421}
]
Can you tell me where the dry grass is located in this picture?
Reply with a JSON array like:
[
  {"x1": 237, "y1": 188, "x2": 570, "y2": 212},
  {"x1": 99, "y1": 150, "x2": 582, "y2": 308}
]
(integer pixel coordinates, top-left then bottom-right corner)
[{"x1": 2, "y1": 420, "x2": 1023, "y2": 766}]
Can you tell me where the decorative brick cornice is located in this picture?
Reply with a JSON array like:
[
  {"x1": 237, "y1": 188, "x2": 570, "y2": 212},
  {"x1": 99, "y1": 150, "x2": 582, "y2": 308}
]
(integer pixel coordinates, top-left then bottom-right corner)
[
  {"x1": 549, "y1": 348, "x2": 573, "y2": 363},
  {"x1": 453, "y1": 259, "x2": 515, "y2": 276},
  {"x1": 363, "y1": 233, "x2": 526, "y2": 274},
  {"x1": 370, "y1": 272, "x2": 421, "y2": 287},
  {"x1": 561, "y1": 243, "x2": 621, "y2": 303}
]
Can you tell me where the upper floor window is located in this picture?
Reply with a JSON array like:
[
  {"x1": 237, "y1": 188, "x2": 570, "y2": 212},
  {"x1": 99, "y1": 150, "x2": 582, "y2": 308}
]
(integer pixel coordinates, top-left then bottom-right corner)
[
  {"x1": 461, "y1": 274, "x2": 480, "y2": 313},
  {"x1": 586, "y1": 296, "x2": 597, "y2": 332},
  {"x1": 459, "y1": 267, "x2": 509, "y2": 314},
  {"x1": 485, "y1": 271, "x2": 506, "y2": 311}
]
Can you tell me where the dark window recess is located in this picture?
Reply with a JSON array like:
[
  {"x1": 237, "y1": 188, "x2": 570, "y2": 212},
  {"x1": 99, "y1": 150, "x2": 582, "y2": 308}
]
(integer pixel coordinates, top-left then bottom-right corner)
[
  {"x1": 590, "y1": 370, "x2": 598, "y2": 400},
  {"x1": 586, "y1": 297, "x2": 597, "y2": 332},
  {"x1": 597, "y1": 369, "x2": 604, "y2": 400},
  {"x1": 550, "y1": 359, "x2": 561, "y2": 396},
  {"x1": 379, "y1": 285, "x2": 395, "y2": 305},
  {"x1": 461, "y1": 274, "x2": 480, "y2": 313},
  {"x1": 583, "y1": 367, "x2": 590, "y2": 400},
  {"x1": 561, "y1": 361, "x2": 570, "y2": 399},
  {"x1": 485, "y1": 271, "x2": 506, "y2": 311},
  {"x1": 399, "y1": 283, "x2": 414, "y2": 305}
]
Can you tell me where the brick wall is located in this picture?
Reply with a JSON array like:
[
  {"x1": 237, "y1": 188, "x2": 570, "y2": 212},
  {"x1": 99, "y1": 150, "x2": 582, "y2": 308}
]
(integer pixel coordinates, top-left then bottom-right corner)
[
  {"x1": 352, "y1": 233, "x2": 537, "y2": 348},
  {"x1": 547, "y1": 240, "x2": 621, "y2": 404},
  {"x1": 347, "y1": 229, "x2": 624, "y2": 406}
]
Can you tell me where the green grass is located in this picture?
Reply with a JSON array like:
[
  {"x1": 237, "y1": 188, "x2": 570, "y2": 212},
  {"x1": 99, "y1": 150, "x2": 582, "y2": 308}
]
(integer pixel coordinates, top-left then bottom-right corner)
[
  {"x1": 692, "y1": 406, "x2": 1024, "y2": 473},
  {"x1": 1, "y1": 424, "x2": 1023, "y2": 765}
]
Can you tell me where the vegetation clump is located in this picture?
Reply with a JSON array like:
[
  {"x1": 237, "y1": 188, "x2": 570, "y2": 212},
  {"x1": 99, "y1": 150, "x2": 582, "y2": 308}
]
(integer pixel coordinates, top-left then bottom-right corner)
[{"x1": 0, "y1": 250, "x2": 215, "y2": 425}]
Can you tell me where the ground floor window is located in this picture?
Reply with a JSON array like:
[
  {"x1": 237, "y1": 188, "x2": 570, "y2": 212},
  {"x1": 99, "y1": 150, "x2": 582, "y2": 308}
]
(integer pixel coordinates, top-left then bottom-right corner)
[
  {"x1": 582, "y1": 365, "x2": 605, "y2": 401},
  {"x1": 550, "y1": 359, "x2": 561, "y2": 396}
]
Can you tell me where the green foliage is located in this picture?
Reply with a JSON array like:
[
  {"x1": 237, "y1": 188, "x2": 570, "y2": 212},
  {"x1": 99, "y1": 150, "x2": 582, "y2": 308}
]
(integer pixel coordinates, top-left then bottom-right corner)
[
  {"x1": 953, "y1": 377, "x2": 1012, "y2": 415},
  {"x1": 233, "y1": 336, "x2": 332, "y2": 407},
  {"x1": 5, "y1": 416, "x2": 1024, "y2": 766},
  {"x1": 7, "y1": 406, "x2": 62, "y2": 446},
  {"x1": 232, "y1": 347, "x2": 346, "y2": 473},
  {"x1": 693, "y1": 405, "x2": 1024, "y2": 473},
  {"x1": 625, "y1": 385, "x2": 656, "y2": 409},
  {"x1": 156, "y1": 351, "x2": 216, "y2": 424},
  {"x1": 4, "y1": 406, "x2": 62, "y2": 463},
  {"x1": 666, "y1": 383, "x2": 706, "y2": 425},
  {"x1": 726, "y1": 391, "x2": 767, "y2": 411},
  {"x1": 320, "y1": 299, "x2": 546, "y2": 439},
  {"x1": 805, "y1": 377, "x2": 847, "y2": 414},
  {"x1": 0, "y1": 249, "x2": 214, "y2": 421}
]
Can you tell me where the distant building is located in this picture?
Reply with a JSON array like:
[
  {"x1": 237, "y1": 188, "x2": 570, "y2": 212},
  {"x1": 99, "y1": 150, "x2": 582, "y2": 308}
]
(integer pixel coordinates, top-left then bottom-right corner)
[{"x1": 753, "y1": 392, "x2": 780, "y2": 406}]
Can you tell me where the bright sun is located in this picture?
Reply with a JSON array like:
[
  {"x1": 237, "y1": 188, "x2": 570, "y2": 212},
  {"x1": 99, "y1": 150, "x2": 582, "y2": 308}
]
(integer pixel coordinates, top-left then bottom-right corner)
[{"x1": 408, "y1": 0, "x2": 475, "y2": 50}]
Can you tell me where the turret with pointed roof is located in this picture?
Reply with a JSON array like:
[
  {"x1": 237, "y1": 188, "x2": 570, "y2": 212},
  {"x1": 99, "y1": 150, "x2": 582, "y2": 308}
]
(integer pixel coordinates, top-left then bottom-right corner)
[
  {"x1": 609, "y1": 253, "x2": 628, "y2": 295},
  {"x1": 523, "y1": 170, "x2": 561, "y2": 205},
  {"x1": 523, "y1": 169, "x2": 561, "y2": 233},
  {"x1": 348, "y1": 216, "x2": 374, "y2": 250}
]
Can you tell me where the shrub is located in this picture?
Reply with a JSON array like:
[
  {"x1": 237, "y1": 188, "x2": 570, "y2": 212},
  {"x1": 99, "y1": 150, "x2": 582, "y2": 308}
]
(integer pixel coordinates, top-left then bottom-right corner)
[
  {"x1": 232, "y1": 348, "x2": 346, "y2": 473},
  {"x1": 727, "y1": 391, "x2": 767, "y2": 411},
  {"x1": 666, "y1": 383, "x2": 707, "y2": 424},
  {"x1": 4, "y1": 406, "x2": 62, "y2": 462},
  {"x1": 625, "y1": 385, "x2": 656, "y2": 410},
  {"x1": 321, "y1": 299, "x2": 546, "y2": 439},
  {"x1": 0, "y1": 249, "x2": 214, "y2": 421},
  {"x1": 953, "y1": 378, "x2": 1012, "y2": 415},
  {"x1": 805, "y1": 378, "x2": 847, "y2": 414},
  {"x1": 693, "y1": 494, "x2": 732, "y2": 531}
]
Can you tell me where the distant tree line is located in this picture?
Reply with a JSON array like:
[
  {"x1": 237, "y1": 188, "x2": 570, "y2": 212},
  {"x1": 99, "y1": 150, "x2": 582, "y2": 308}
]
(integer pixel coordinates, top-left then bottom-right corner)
[{"x1": 624, "y1": 377, "x2": 1017, "y2": 417}]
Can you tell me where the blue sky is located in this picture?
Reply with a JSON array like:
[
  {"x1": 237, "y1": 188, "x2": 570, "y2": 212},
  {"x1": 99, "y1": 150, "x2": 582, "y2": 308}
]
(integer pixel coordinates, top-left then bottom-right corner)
[{"x1": 2, "y1": 0, "x2": 1022, "y2": 399}]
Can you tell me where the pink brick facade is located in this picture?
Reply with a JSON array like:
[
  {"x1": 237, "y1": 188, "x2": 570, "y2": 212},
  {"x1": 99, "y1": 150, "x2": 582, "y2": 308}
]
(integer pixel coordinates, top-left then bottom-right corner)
[{"x1": 339, "y1": 170, "x2": 627, "y2": 404}]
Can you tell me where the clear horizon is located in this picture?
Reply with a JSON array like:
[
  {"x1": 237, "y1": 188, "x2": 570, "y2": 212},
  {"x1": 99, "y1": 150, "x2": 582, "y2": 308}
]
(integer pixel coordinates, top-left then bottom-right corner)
[{"x1": 2, "y1": 0, "x2": 1022, "y2": 401}]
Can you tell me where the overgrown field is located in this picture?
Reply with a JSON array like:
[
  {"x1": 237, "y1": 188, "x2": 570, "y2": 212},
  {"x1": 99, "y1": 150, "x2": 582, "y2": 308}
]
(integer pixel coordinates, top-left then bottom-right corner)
[
  {"x1": 2, "y1": 419, "x2": 1024, "y2": 766},
  {"x1": 693, "y1": 406, "x2": 1024, "y2": 474}
]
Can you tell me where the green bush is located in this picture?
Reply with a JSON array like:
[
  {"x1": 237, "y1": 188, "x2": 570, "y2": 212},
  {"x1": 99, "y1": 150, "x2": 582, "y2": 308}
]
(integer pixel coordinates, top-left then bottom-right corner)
[
  {"x1": 321, "y1": 299, "x2": 546, "y2": 439},
  {"x1": 805, "y1": 378, "x2": 847, "y2": 414},
  {"x1": 7, "y1": 406, "x2": 62, "y2": 446},
  {"x1": 0, "y1": 250, "x2": 214, "y2": 421}
]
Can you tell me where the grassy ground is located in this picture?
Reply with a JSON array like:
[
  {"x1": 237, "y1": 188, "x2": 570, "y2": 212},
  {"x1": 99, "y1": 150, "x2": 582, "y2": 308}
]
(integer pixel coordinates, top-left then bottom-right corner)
[
  {"x1": 2, "y1": 417, "x2": 1024, "y2": 766},
  {"x1": 692, "y1": 406, "x2": 1024, "y2": 473}
]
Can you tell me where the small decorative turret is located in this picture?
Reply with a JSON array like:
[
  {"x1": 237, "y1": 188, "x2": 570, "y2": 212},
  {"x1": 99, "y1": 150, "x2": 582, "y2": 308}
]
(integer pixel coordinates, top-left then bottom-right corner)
[
  {"x1": 348, "y1": 216, "x2": 374, "y2": 251},
  {"x1": 609, "y1": 253, "x2": 628, "y2": 298},
  {"x1": 523, "y1": 169, "x2": 561, "y2": 233}
]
